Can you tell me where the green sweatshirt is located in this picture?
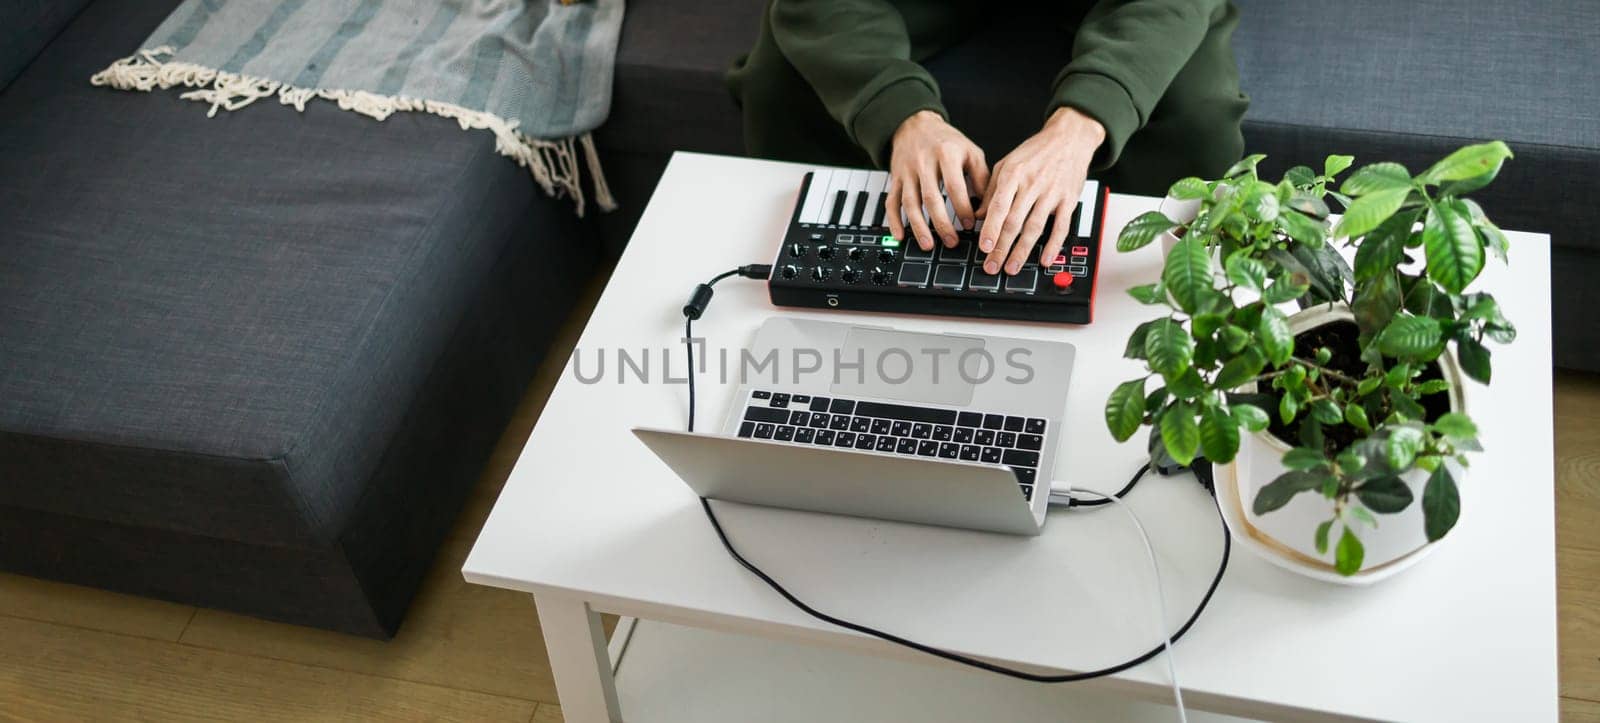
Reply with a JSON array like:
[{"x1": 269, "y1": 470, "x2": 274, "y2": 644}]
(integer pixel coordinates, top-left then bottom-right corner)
[{"x1": 762, "y1": 0, "x2": 1234, "y2": 169}]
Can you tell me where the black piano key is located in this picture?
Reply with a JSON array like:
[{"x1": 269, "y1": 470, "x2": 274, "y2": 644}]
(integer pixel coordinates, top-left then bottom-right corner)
[
  {"x1": 830, "y1": 190, "x2": 848, "y2": 225},
  {"x1": 850, "y1": 191, "x2": 869, "y2": 226},
  {"x1": 872, "y1": 192, "x2": 888, "y2": 227}
]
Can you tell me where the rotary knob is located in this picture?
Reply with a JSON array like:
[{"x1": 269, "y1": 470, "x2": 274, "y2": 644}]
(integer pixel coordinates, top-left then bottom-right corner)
[
  {"x1": 877, "y1": 248, "x2": 897, "y2": 263},
  {"x1": 840, "y1": 265, "x2": 862, "y2": 284},
  {"x1": 871, "y1": 266, "x2": 890, "y2": 285},
  {"x1": 780, "y1": 264, "x2": 799, "y2": 279},
  {"x1": 788, "y1": 243, "x2": 806, "y2": 258},
  {"x1": 815, "y1": 245, "x2": 835, "y2": 261},
  {"x1": 811, "y1": 265, "x2": 831, "y2": 282},
  {"x1": 847, "y1": 246, "x2": 865, "y2": 261}
]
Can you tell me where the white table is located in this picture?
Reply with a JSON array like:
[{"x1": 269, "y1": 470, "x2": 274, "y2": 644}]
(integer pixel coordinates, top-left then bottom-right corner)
[{"x1": 463, "y1": 152, "x2": 1558, "y2": 722}]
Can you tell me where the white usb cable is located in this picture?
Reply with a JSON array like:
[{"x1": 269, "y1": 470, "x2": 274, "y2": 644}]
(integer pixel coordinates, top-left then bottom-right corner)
[{"x1": 1054, "y1": 482, "x2": 1188, "y2": 723}]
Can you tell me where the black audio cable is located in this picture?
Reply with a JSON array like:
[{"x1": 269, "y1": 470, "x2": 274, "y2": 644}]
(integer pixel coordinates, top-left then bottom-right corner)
[{"x1": 680, "y1": 266, "x2": 1230, "y2": 685}]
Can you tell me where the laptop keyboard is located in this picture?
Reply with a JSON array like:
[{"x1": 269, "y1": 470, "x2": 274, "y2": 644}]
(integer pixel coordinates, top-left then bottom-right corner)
[{"x1": 735, "y1": 390, "x2": 1045, "y2": 501}]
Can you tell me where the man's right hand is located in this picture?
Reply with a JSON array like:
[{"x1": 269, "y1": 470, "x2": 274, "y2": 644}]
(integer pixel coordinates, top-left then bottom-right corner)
[{"x1": 886, "y1": 111, "x2": 989, "y2": 251}]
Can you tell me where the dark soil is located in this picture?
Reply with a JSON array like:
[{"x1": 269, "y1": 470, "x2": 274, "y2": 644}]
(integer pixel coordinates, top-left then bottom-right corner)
[{"x1": 1261, "y1": 320, "x2": 1451, "y2": 455}]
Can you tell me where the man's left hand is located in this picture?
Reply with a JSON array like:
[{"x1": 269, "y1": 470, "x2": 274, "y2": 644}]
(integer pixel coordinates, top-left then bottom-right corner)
[{"x1": 976, "y1": 107, "x2": 1105, "y2": 275}]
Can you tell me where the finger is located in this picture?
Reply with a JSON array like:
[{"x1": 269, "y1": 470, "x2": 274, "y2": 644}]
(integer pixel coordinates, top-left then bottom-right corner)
[
  {"x1": 987, "y1": 188, "x2": 1039, "y2": 275},
  {"x1": 977, "y1": 172, "x2": 1014, "y2": 259},
  {"x1": 1039, "y1": 196, "x2": 1076, "y2": 271},
  {"x1": 920, "y1": 172, "x2": 957, "y2": 247},
  {"x1": 1005, "y1": 194, "x2": 1055, "y2": 275},
  {"x1": 966, "y1": 151, "x2": 991, "y2": 203},
  {"x1": 903, "y1": 185, "x2": 935, "y2": 251},
  {"x1": 886, "y1": 176, "x2": 905, "y2": 241},
  {"x1": 941, "y1": 153, "x2": 973, "y2": 230}
]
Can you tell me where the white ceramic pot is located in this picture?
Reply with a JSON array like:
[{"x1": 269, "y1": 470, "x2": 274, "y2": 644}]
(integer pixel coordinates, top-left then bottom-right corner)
[
  {"x1": 1157, "y1": 195, "x2": 1201, "y2": 258},
  {"x1": 1215, "y1": 304, "x2": 1468, "y2": 585}
]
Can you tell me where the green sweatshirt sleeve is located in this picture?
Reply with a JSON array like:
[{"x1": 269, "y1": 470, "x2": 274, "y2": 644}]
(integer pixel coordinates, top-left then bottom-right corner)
[
  {"x1": 1051, "y1": 0, "x2": 1229, "y2": 169},
  {"x1": 767, "y1": 0, "x2": 947, "y2": 167}
]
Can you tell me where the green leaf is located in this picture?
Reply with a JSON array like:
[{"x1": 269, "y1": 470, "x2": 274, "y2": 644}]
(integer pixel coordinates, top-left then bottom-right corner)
[
  {"x1": 1105, "y1": 378, "x2": 1148, "y2": 442},
  {"x1": 1253, "y1": 470, "x2": 1323, "y2": 514},
  {"x1": 1340, "y1": 162, "x2": 1412, "y2": 195},
  {"x1": 1416, "y1": 379, "x2": 1452, "y2": 395},
  {"x1": 1423, "y1": 200, "x2": 1486, "y2": 294},
  {"x1": 1224, "y1": 153, "x2": 1267, "y2": 178},
  {"x1": 1145, "y1": 318, "x2": 1194, "y2": 379},
  {"x1": 1284, "y1": 165, "x2": 1316, "y2": 187},
  {"x1": 1231, "y1": 403, "x2": 1270, "y2": 432},
  {"x1": 1351, "y1": 269, "x2": 1401, "y2": 338},
  {"x1": 1334, "y1": 186, "x2": 1412, "y2": 239},
  {"x1": 1220, "y1": 325, "x2": 1250, "y2": 354},
  {"x1": 1357, "y1": 376, "x2": 1382, "y2": 396},
  {"x1": 1377, "y1": 315, "x2": 1442, "y2": 358},
  {"x1": 1160, "y1": 401, "x2": 1200, "y2": 466},
  {"x1": 1162, "y1": 236, "x2": 1215, "y2": 314},
  {"x1": 1127, "y1": 282, "x2": 1167, "y2": 305},
  {"x1": 1386, "y1": 426, "x2": 1426, "y2": 469},
  {"x1": 1262, "y1": 274, "x2": 1310, "y2": 304},
  {"x1": 1279, "y1": 389, "x2": 1300, "y2": 424},
  {"x1": 1168, "y1": 176, "x2": 1210, "y2": 200},
  {"x1": 1352, "y1": 210, "x2": 1415, "y2": 281},
  {"x1": 1167, "y1": 367, "x2": 1206, "y2": 399},
  {"x1": 1335, "y1": 526, "x2": 1365, "y2": 575},
  {"x1": 1286, "y1": 194, "x2": 1330, "y2": 219},
  {"x1": 1310, "y1": 399, "x2": 1343, "y2": 425},
  {"x1": 1145, "y1": 388, "x2": 1169, "y2": 414},
  {"x1": 1225, "y1": 254, "x2": 1268, "y2": 292},
  {"x1": 1345, "y1": 403, "x2": 1371, "y2": 431},
  {"x1": 1258, "y1": 307, "x2": 1292, "y2": 366},
  {"x1": 1124, "y1": 319, "x2": 1159, "y2": 360},
  {"x1": 1199, "y1": 405, "x2": 1241, "y2": 463},
  {"x1": 1214, "y1": 347, "x2": 1266, "y2": 390},
  {"x1": 1315, "y1": 519, "x2": 1334, "y2": 554},
  {"x1": 1283, "y1": 447, "x2": 1327, "y2": 470},
  {"x1": 1356, "y1": 475, "x2": 1414, "y2": 514},
  {"x1": 1422, "y1": 465, "x2": 1461, "y2": 541},
  {"x1": 1419, "y1": 141, "x2": 1514, "y2": 185},
  {"x1": 1457, "y1": 337, "x2": 1492, "y2": 384},
  {"x1": 1278, "y1": 209, "x2": 1327, "y2": 246},
  {"x1": 1432, "y1": 412, "x2": 1478, "y2": 439},
  {"x1": 1324, "y1": 154, "x2": 1355, "y2": 178},
  {"x1": 1117, "y1": 211, "x2": 1177, "y2": 252}
]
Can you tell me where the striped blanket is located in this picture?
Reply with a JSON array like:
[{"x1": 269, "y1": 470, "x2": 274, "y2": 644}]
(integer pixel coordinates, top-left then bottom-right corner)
[{"x1": 91, "y1": 0, "x2": 624, "y2": 215}]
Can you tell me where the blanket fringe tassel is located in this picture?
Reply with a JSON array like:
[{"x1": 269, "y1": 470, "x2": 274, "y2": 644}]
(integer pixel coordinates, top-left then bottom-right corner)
[{"x1": 91, "y1": 46, "x2": 617, "y2": 217}]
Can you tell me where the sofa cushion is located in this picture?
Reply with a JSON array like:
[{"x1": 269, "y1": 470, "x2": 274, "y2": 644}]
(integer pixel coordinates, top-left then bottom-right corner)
[
  {"x1": 0, "y1": 0, "x2": 92, "y2": 91},
  {"x1": 0, "y1": 0, "x2": 556, "y2": 549}
]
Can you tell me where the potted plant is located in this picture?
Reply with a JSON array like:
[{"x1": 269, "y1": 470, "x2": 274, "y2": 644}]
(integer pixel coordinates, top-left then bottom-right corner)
[{"x1": 1106, "y1": 142, "x2": 1516, "y2": 580}]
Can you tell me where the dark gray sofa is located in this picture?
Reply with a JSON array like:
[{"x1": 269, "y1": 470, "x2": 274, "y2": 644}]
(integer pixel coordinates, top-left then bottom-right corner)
[
  {"x1": 0, "y1": 0, "x2": 598, "y2": 637},
  {"x1": 599, "y1": 1, "x2": 1599, "y2": 370}
]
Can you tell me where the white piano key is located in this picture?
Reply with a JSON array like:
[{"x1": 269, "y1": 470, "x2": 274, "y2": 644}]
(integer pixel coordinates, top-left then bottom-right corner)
[
  {"x1": 845, "y1": 170, "x2": 870, "y2": 225},
  {"x1": 799, "y1": 168, "x2": 832, "y2": 225},
  {"x1": 1077, "y1": 180, "x2": 1100, "y2": 236}
]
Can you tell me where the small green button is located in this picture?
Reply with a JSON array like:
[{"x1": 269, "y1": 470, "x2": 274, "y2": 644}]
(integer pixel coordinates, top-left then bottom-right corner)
[{"x1": 881, "y1": 235, "x2": 899, "y2": 247}]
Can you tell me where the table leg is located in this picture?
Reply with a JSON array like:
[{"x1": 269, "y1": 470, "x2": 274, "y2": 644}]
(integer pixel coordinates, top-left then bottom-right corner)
[{"x1": 534, "y1": 593, "x2": 622, "y2": 723}]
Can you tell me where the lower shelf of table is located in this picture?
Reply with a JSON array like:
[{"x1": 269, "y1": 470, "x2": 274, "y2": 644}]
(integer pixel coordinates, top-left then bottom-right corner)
[{"x1": 609, "y1": 618, "x2": 1262, "y2": 723}]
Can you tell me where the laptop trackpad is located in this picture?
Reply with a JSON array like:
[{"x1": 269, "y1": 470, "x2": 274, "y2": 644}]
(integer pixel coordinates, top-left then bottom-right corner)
[{"x1": 830, "y1": 327, "x2": 980, "y2": 407}]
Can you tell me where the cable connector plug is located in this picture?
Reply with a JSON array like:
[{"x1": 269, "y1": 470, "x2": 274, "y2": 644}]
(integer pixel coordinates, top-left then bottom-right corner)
[{"x1": 738, "y1": 264, "x2": 773, "y2": 280}]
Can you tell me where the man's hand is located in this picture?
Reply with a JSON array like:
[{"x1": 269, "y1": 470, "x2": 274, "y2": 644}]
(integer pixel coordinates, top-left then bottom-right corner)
[
  {"x1": 886, "y1": 111, "x2": 989, "y2": 251},
  {"x1": 977, "y1": 107, "x2": 1105, "y2": 275}
]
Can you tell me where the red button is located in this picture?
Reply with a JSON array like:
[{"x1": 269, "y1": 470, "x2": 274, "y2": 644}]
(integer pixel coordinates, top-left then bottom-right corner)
[
  {"x1": 1070, "y1": 246, "x2": 1089, "y2": 256},
  {"x1": 1052, "y1": 271, "x2": 1074, "y2": 289}
]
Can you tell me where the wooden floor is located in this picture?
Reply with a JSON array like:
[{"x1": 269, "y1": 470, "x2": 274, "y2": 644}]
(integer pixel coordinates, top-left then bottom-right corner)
[{"x1": 1, "y1": 268, "x2": 1598, "y2": 721}]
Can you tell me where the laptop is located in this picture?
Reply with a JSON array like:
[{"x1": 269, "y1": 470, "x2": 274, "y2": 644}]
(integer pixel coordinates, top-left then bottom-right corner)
[{"x1": 634, "y1": 317, "x2": 1076, "y2": 535}]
